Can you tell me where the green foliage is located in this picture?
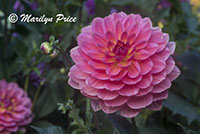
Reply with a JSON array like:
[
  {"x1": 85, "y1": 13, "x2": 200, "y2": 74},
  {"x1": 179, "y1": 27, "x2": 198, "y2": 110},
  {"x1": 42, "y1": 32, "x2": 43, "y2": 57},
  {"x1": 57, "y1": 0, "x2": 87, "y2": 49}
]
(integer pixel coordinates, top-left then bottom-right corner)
[
  {"x1": 32, "y1": 126, "x2": 65, "y2": 134},
  {"x1": 178, "y1": 123, "x2": 200, "y2": 134},
  {"x1": 163, "y1": 91, "x2": 200, "y2": 124}
]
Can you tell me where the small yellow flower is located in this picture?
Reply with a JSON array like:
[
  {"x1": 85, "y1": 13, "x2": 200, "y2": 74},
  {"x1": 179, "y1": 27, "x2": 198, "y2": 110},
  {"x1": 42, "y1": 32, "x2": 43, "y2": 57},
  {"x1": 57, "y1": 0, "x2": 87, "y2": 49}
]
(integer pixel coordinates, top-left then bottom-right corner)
[{"x1": 158, "y1": 21, "x2": 164, "y2": 29}]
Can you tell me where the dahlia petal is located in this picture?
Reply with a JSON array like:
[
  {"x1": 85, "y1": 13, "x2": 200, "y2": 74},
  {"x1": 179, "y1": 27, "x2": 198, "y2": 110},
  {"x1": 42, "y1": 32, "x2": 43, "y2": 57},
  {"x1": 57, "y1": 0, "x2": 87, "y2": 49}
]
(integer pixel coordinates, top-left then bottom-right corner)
[
  {"x1": 99, "y1": 101, "x2": 121, "y2": 114},
  {"x1": 118, "y1": 60, "x2": 131, "y2": 67},
  {"x1": 127, "y1": 94, "x2": 153, "y2": 109},
  {"x1": 86, "y1": 77, "x2": 105, "y2": 89},
  {"x1": 120, "y1": 106, "x2": 140, "y2": 118},
  {"x1": 91, "y1": 70, "x2": 110, "y2": 80},
  {"x1": 91, "y1": 99, "x2": 100, "y2": 112},
  {"x1": 70, "y1": 65, "x2": 89, "y2": 79},
  {"x1": 165, "y1": 56, "x2": 175, "y2": 74},
  {"x1": 122, "y1": 75, "x2": 142, "y2": 85},
  {"x1": 88, "y1": 60, "x2": 107, "y2": 70},
  {"x1": 104, "y1": 17, "x2": 114, "y2": 32},
  {"x1": 139, "y1": 58, "x2": 153, "y2": 75},
  {"x1": 158, "y1": 47, "x2": 170, "y2": 61},
  {"x1": 105, "y1": 96, "x2": 129, "y2": 107},
  {"x1": 110, "y1": 70, "x2": 128, "y2": 81},
  {"x1": 153, "y1": 90, "x2": 168, "y2": 101},
  {"x1": 128, "y1": 33, "x2": 136, "y2": 45},
  {"x1": 6, "y1": 126, "x2": 18, "y2": 132},
  {"x1": 135, "y1": 40, "x2": 147, "y2": 50},
  {"x1": 157, "y1": 33, "x2": 169, "y2": 52},
  {"x1": 106, "y1": 31, "x2": 117, "y2": 43},
  {"x1": 142, "y1": 17, "x2": 152, "y2": 28},
  {"x1": 128, "y1": 61, "x2": 140, "y2": 78},
  {"x1": 145, "y1": 42, "x2": 159, "y2": 55},
  {"x1": 87, "y1": 50, "x2": 105, "y2": 60},
  {"x1": 129, "y1": 23, "x2": 139, "y2": 38},
  {"x1": 167, "y1": 42, "x2": 176, "y2": 55},
  {"x1": 120, "y1": 32, "x2": 128, "y2": 43},
  {"x1": 135, "y1": 28, "x2": 151, "y2": 43},
  {"x1": 78, "y1": 48, "x2": 91, "y2": 61},
  {"x1": 81, "y1": 85, "x2": 98, "y2": 97},
  {"x1": 77, "y1": 61, "x2": 95, "y2": 74},
  {"x1": 68, "y1": 79, "x2": 81, "y2": 90},
  {"x1": 136, "y1": 86, "x2": 153, "y2": 96},
  {"x1": 92, "y1": 18, "x2": 105, "y2": 34},
  {"x1": 124, "y1": 15, "x2": 135, "y2": 31},
  {"x1": 136, "y1": 74, "x2": 153, "y2": 89},
  {"x1": 70, "y1": 46, "x2": 83, "y2": 63},
  {"x1": 81, "y1": 25, "x2": 92, "y2": 33},
  {"x1": 147, "y1": 100, "x2": 163, "y2": 111},
  {"x1": 104, "y1": 81, "x2": 125, "y2": 91},
  {"x1": 107, "y1": 41, "x2": 115, "y2": 51},
  {"x1": 167, "y1": 66, "x2": 181, "y2": 81},
  {"x1": 113, "y1": 12, "x2": 126, "y2": 21},
  {"x1": 115, "y1": 21, "x2": 124, "y2": 39},
  {"x1": 106, "y1": 63, "x2": 121, "y2": 76},
  {"x1": 152, "y1": 78, "x2": 171, "y2": 93},
  {"x1": 97, "y1": 89, "x2": 119, "y2": 100},
  {"x1": 102, "y1": 57, "x2": 116, "y2": 64},
  {"x1": 0, "y1": 125, "x2": 4, "y2": 131},
  {"x1": 119, "y1": 85, "x2": 140, "y2": 96},
  {"x1": 152, "y1": 70, "x2": 166, "y2": 85},
  {"x1": 149, "y1": 27, "x2": 163, "y2": 43},
  {"x1": 92, "y1": 33, "x2": 107, "y2": 46},
  {"x1": 151, "y1": 54, "x2": 166, "y2": 74},
  {"x1": 135, "y1": 49, "x2": 150, "y2": 60}
]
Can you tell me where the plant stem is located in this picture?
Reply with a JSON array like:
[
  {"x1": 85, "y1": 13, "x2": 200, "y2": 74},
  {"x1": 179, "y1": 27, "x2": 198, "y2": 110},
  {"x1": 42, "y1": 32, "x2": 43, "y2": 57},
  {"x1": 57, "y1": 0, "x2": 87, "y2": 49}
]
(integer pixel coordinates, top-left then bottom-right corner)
[
  {"x1": 93, "y1": 112, "x2": 100, "y2": 131},
  {"x1": 32, "y1": 85, "x2": 42, "y2": 110},
  {"x1": 131, "y1": 118, "x2": 138, "y2": 134},
  {"x1": 53, "y1": 45, "x2": 73, "y2": 67},
  {"x1": 24, "y1": 74, "x2": 29, "y2": 92}
]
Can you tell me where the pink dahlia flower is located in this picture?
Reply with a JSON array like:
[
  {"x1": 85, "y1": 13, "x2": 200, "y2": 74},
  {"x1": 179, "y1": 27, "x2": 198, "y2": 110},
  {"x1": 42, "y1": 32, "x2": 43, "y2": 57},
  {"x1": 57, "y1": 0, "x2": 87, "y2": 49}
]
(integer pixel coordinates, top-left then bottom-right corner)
[
  {"x1": 0, "y1": 80, "x2": 33, "y2": 134},
  {"x1": 68, "y1": 12, "x2": 180, "y2": 118}
]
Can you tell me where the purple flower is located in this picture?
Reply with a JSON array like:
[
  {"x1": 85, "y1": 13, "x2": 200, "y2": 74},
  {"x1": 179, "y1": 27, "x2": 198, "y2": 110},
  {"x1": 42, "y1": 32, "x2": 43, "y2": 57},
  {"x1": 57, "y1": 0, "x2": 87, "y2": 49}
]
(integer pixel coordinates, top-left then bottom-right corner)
[
  {"x1": 13, "y1": 0, "x2": 24, "y2": 12},
  {"x1": 30, "y1": 1, "x2": 38, "y2": 11},
  {"x1": 158, "y1": 0, "x2": 172, "y2": 9},
  {"x1": 30, "y1": 62, "x2": 46, "y2": 88},
  {"x1": 84, "y1": 0, "x2": 95, "y2": 16},
  {"x1": 12, "y1": 32, "x2": 19, "y2": 38},
  {"x1": 110, "y1": 8, "x2": 117, "y2": 14}
]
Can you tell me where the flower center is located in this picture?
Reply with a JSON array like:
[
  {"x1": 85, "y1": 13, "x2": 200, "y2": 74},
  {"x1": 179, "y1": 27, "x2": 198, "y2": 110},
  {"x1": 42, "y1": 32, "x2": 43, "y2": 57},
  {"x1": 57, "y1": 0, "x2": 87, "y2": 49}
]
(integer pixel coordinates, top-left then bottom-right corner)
[
  {"x1": 112, "y1": 40, "x2": 130, "y2": 61},
  {"x1": 0, "y1": 97, "x2": 13, "y2": 111}
]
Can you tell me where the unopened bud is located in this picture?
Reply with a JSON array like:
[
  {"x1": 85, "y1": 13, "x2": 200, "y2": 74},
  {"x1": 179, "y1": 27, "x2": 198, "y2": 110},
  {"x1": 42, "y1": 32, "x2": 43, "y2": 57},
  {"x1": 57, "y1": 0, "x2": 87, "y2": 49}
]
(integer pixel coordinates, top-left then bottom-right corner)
[{"x1": 40, "y1": 42, "x2": 53, "y2": 55}]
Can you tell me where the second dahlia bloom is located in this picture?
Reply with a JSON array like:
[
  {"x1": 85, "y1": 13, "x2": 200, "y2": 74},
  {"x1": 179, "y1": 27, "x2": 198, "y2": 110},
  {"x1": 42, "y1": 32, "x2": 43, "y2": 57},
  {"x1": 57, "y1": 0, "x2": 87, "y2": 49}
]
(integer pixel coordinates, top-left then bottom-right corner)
[
  {"x1": 68, "y1": 12, "x2": 180, "y2": 118},
  {"x1": 0, "y1": 80, "x2": 33, "y2": 134}
]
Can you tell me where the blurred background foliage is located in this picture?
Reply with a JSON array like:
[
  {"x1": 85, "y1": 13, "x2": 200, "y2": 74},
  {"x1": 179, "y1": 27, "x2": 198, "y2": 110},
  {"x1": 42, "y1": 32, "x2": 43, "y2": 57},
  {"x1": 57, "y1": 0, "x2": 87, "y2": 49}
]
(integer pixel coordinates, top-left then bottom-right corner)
[{"x1": 1, "y1": 0, "x2": 200, "y2": 133}]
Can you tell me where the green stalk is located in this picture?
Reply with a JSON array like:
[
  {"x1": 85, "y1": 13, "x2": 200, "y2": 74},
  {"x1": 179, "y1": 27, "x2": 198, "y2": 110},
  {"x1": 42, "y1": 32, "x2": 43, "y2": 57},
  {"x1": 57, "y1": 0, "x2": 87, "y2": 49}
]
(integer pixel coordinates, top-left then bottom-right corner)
[
  {"x1": 24, "y1": 74, "x2": 29, "y2": 92},
  {"x1": 131, "y1": 118, "x2": 138, "y2": 134},
  {"x1": 32, "y1": 85, "x2": 42, "y2": 110}
]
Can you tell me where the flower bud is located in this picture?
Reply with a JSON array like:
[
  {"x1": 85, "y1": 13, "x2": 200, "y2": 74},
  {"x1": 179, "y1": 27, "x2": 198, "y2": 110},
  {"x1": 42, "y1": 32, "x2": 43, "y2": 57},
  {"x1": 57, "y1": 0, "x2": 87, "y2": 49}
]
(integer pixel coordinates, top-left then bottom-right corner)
[{"x1": 40, "y1": 42, "x2": 53, "y2": 55}]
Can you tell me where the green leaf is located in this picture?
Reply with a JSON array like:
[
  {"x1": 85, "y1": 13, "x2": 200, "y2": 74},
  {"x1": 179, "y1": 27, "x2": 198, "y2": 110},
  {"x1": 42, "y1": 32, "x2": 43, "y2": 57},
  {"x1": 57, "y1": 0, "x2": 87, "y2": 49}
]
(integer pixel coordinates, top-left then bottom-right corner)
[
  {"x1": 178, "y1": 123, "x2": 200, "y2": 134},
  {"x1": 184, "y1": 16, "x2": 198, "y2": 33},
  {"x1": 110, "y1": 0, "x2": 134, "y2": 6},
  {"x1": 32, "y1": 126, "x2": 65, "y2": 134},
  {"x1": 98, "y1": 118, "x2": 117, "y2": 134},
  {"x1": 163, "y1": 91, "x2": 200, "y2": 124},
  {"x1": 108, "y1": 114, "x2": 137, "y2": 134},
  {"x1": 33, "y1": 89, "x2": 57, "y2": 119},
  {"x1": 181, "y1": 2, "x2": 192, "y2": 16},
  {"x1": 69, "y1": 108, "x2": 84, "y2": 127}
]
